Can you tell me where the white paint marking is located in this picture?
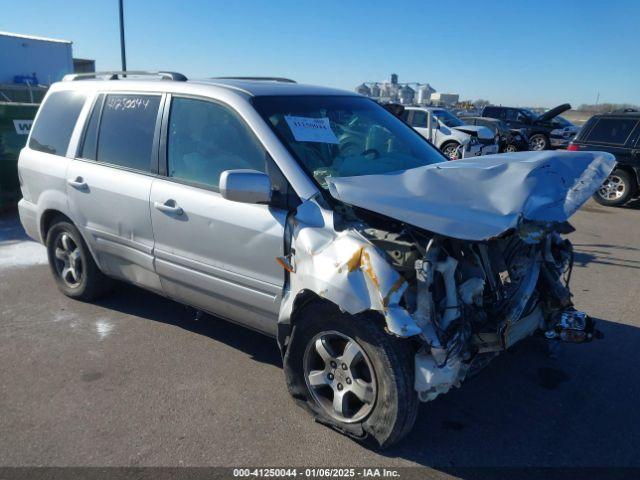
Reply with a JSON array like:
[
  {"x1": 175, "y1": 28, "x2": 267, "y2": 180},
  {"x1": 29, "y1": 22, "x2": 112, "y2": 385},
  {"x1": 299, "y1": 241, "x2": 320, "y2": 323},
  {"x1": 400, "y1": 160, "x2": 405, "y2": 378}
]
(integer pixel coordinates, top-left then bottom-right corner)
[{"x1": 95, "y1": 319, "x2": 114, "y2": 340}]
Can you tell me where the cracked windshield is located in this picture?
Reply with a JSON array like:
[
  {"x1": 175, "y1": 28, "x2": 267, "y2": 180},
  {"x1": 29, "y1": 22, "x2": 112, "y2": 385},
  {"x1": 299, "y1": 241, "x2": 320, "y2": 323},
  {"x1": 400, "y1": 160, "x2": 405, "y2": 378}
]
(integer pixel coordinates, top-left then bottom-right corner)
[{"x1": 253, "y1": 95, "x2": 444, "y2": 188}]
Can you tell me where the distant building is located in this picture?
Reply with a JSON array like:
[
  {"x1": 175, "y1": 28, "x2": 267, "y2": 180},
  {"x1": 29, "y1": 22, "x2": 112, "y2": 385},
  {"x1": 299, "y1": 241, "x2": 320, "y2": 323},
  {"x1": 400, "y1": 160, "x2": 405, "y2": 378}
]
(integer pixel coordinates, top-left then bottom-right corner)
[
  {"x1": 430, "y1": 92, "x2": 460, "y2": 107},
  {"x1": 355, "y1": 73, "x2": 456, "y2": 107},
  {"x1": 0, "y1": 31, "x2": 73, "y2": 85},
  {"x1": 0, "y1": 31, "x2": 94, "y2": 104}
]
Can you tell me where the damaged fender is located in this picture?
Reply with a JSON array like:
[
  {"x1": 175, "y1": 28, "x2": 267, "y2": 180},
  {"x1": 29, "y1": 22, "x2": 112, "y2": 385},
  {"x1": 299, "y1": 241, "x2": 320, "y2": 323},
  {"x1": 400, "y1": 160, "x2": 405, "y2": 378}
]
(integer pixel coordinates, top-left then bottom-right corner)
[{"x1": 277, "y1": 199, "x2": 422, "y2": 349}]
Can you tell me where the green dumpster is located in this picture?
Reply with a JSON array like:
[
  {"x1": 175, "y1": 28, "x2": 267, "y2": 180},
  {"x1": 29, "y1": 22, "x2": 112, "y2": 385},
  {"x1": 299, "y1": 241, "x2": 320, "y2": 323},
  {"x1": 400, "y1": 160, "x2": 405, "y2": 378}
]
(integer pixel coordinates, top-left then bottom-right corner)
[{"x1": 0, "y1": 102, "x2": 39, "y2": 209}]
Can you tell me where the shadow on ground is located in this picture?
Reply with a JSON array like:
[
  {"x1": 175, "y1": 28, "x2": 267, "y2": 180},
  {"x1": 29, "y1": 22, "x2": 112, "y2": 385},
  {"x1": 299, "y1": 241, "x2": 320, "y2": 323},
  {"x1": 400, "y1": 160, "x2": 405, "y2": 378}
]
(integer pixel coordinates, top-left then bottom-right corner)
[
  {"x1": 94, "y1": 284, "x2": 639, "y2": 471},
  {"x1": 95, "y1": 284, "x2": 282, "y2": 368}
]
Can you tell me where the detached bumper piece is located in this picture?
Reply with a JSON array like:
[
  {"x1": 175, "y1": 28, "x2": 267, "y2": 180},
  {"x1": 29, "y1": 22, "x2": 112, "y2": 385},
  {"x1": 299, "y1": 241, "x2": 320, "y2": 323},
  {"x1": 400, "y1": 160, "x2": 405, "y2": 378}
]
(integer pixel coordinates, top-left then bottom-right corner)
[{"x1": 545, "y1": 309, "x2": 599, "y2": 343}]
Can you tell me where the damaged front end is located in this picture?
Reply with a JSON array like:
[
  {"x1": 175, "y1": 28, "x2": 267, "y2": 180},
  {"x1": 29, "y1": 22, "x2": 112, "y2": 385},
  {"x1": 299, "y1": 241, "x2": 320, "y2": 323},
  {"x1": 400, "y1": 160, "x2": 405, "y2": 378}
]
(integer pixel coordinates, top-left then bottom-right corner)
[{"x1": 279, "y1": 151, "x2": 614, "y2": 404}]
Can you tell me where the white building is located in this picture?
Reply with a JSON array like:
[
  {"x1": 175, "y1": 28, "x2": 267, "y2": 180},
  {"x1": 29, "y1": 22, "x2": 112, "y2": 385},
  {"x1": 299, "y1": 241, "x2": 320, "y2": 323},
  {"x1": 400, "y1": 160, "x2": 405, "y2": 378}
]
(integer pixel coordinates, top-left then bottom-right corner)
[{"x1": 430, "y1": 92, "x2": 460, "y2": 106}]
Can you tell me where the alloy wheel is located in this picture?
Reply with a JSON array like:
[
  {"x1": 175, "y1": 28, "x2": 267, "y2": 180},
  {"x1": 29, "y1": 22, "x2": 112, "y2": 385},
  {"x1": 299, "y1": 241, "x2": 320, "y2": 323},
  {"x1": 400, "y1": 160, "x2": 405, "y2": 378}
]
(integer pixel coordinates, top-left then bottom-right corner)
[
  {"x1": 52, "y1": 232, "x2": 83, "y2": 288},
  {"x1": 442, "y1": 144, "x2": 460, "y2": 160},
  {"x1": 598, "y1": 175, "x2": 626, "y2": 200},
  {"x1": 303, "y1": 331, "x2": 377, "y2": 423},
  {"x1": 529, "y1": 136, "x2": 546, "y2": 151}
]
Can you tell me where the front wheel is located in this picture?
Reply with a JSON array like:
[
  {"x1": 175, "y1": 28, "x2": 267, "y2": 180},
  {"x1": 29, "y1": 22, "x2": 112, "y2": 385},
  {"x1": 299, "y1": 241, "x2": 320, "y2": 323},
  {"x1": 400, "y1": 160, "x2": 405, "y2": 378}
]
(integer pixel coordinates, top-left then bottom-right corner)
[
  {"x1": 593, "y1": 169, "x2": 637, "y2": 206},
  {"x1": 528, "y1": 134, "x2": 549, "y2": 151},
  {"x1": 504, "y1": 144, "x2": 519, "y2": 153},
  {"x1": 285, "y1": 301, "x2": 419, "y2": 449},
  {"x1": 441, "y1": 142, "x2": 461, "y2": 160},
  {"x1": 46, "y1": 218, "x2": 113, "y2": 300}
]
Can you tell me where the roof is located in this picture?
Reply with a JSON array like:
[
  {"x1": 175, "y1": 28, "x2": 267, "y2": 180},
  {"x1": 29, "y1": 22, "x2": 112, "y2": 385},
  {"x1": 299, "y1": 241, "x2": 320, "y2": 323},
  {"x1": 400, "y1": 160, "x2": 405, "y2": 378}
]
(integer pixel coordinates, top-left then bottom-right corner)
[
  {"x1": 0, "y1": 31, "x2": 72, "y2": 44},
  {"x1": 192, "y1": 78, "x2": 356, "y2": 97}
]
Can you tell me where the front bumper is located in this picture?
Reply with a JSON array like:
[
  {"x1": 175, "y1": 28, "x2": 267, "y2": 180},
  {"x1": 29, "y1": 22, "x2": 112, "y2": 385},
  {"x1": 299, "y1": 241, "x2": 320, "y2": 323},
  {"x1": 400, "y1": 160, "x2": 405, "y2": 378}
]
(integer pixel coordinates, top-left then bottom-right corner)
[{"x1": 462, "y1": 143, "x2": 499, "y2": 157}]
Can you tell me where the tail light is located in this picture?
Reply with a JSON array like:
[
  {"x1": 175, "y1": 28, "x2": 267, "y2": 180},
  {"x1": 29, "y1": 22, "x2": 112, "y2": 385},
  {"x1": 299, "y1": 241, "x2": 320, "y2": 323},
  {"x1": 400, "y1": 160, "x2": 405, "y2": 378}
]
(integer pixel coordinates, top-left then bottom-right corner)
[{"x1": 567, "y1": 143, "x2": 579, "y2": 151}]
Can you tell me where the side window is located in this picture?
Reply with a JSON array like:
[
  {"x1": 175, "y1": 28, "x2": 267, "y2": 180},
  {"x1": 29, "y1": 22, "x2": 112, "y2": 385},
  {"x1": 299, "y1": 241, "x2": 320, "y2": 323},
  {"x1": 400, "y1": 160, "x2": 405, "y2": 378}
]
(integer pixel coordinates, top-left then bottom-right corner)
[
  {"x1": 29, "y1": 90, "x2": 86, "y2": 156},
  {"x1": 516, "y1": 110, "x2": 530, "y2": 123},
  {"x1": 79, "y1": 95, "x2": 104, "y2": 160},
  {"x1": 483, "y1": 107, "x2": 502, "y2": 120},
  {"x1": 166, "y1": 97, "x2": 266, "y2": 189},
  {"x1": 586, "y1": 118, "x2": 638, "y2": 145},
  {"x1": 410, "y1": 111, "x2": 428, "y2": 128},
  {"x1": 96, "y1": 94, "x2": 161, "y2": 171},
  {"x1": 505, "y1": 109, "x2": 519, "y2": 121}
]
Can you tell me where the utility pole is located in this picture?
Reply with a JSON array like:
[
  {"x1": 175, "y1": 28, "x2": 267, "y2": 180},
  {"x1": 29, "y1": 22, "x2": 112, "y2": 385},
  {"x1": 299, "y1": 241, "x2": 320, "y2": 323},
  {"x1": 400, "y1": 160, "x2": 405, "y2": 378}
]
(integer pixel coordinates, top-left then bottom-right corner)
[{"x1": 119, "y1": 0, "x2": 127, "y2": 72}]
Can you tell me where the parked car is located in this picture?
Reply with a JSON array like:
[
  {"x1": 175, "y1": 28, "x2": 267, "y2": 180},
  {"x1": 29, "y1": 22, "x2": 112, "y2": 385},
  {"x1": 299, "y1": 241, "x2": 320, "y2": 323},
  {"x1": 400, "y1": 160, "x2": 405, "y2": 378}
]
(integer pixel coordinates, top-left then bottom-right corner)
[
  {"x1": 481, "y1": 104, "x2": 576, "y2": 151},
  {"x1": 460, "y1": 116, "x2": 529, "y2": 152},
  {"x1": 568, "y1": 110, "x2": 640, "y2": 206},
  {"x1": 18, "y1": 72, "x2": 613, "y2": 448},
  {"x1": 402, "y1": 106, "x2": 499, "y2": 159}
]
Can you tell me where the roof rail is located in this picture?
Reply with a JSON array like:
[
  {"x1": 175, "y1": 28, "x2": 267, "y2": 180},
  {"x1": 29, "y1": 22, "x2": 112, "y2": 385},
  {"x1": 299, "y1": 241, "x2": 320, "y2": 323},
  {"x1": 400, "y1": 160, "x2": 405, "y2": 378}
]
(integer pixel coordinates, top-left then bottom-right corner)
[
  {"x1": 62, "y1": 71, "x2": 188, "y2": 82},
  {"x1": 211, "y1": 76, "x2": 296, "y2": 84}
]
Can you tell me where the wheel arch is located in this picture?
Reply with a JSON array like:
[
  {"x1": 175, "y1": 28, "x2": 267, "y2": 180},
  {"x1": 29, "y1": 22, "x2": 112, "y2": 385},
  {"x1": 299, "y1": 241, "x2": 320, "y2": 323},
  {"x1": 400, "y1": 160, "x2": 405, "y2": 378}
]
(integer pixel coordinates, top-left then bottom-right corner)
[{"x1": 39, "y1": 209, "x2": 105, "y2": 273}]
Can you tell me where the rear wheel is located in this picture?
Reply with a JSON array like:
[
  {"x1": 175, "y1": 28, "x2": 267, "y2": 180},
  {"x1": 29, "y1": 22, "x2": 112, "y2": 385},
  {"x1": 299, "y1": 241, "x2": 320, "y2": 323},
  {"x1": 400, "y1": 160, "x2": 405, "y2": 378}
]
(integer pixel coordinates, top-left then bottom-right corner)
[
  {"x1": 46, "y1": 218, "x2": 113, "y2": 300},
  {"x1": 285, "y1": 301, "x2": 419, "y2": 449},
  {"x1": 593, "y1": 169, "x2": 637, "y2": 206}
]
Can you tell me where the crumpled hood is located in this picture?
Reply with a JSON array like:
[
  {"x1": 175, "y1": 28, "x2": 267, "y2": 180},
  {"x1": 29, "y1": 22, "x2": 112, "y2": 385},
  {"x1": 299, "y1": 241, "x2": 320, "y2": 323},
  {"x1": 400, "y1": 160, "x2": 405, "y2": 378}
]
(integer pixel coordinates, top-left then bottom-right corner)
[
  {"x1": 452, "y1": 125, "x2": 494, "y2": 140},
  {"x1": 327, "y1": 151, "x2": 615, "y2": 241}
]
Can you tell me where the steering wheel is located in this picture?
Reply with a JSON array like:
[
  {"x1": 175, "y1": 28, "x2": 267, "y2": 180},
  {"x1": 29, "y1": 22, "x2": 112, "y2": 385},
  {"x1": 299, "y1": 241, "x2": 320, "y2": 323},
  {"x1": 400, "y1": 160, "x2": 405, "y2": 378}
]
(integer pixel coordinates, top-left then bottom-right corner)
[{"x1": 362, "y1": 148, "x2": 380, "y2": 159}]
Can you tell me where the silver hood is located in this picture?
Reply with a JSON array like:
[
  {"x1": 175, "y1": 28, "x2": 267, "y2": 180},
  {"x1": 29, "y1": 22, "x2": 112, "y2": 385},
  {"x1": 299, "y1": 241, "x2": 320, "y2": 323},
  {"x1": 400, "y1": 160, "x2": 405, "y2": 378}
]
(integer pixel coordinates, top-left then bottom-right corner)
[
  {"x1": 327, "y1": 151, "x2": 615, "y2": 241},
  {"x1": 452, "y1": 125, "x2": 495, "y2": 140}
]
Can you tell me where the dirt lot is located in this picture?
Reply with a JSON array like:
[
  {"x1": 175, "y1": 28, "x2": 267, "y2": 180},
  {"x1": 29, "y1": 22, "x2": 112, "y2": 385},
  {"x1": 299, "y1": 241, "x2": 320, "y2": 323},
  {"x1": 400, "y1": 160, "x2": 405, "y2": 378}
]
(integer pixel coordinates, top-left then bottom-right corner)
[{"x1": 1, "y1": 200, "x2": 639, "y2": 473}]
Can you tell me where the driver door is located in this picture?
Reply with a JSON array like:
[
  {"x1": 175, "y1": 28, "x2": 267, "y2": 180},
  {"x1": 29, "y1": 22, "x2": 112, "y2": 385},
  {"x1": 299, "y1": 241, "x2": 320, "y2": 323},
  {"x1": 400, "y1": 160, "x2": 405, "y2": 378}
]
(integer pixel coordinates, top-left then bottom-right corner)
[{"x1": 149, "y1": 95, "x2": 291, "y2": 336}]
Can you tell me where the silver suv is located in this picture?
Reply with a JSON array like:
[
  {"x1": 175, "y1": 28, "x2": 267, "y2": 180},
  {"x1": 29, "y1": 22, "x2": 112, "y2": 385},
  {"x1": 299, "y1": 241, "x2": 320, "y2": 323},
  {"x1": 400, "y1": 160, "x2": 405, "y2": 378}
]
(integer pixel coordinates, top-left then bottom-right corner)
[{"x1": 18, "y1": 72, "x2": 614, "y2": 448}]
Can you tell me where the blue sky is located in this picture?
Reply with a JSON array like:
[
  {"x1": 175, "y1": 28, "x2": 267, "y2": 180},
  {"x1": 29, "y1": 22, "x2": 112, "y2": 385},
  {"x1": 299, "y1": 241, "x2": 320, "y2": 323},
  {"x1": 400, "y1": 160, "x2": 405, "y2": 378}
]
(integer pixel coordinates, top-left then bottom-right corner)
[{"x1": 4, "y1": 0, "x2": 639, "y2": 107}]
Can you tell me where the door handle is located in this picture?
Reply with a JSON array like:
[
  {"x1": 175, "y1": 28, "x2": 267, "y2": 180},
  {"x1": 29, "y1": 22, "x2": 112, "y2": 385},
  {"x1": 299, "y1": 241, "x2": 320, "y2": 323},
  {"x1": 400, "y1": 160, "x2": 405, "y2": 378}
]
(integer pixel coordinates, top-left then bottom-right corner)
[
  {"x1": 154, "y1": 200, "x2": 183, "y2": 216},
  {"x1": 67, "y1": 177, "x2": 88, "y2": 190}
]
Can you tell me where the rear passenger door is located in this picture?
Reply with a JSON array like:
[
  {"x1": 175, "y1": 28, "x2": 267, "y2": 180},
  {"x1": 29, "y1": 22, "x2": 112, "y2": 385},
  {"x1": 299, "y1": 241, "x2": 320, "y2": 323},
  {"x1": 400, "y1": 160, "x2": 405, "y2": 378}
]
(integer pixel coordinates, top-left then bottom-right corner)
[
  {"x1": 149, "y1": 95, "x2": 290, "y2": 336},
  {"x1": 67, "y1": 93, "x2": 164, "y2": 292}
]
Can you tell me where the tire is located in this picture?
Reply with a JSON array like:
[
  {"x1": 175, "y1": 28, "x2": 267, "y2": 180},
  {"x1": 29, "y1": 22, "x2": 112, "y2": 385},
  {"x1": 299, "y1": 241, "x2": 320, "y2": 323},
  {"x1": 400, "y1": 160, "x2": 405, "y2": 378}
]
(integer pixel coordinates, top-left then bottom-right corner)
[
  {"x1": 441, "y1": 141, "x2": 460, "y2": 160},
  {"x1": 46, "y1": 218, "x2": 113, "y2": 300},
  {"x1": 592, "y1": 169, "x2": 637, "y2": 207},
  {"x1": 283, "y1": 301, "x2": 419, "y2": 449},
  {"x1": 528, "y1": 134, "x2": 549, "y2": 151},
  {"x1": 504, "y1": 144, "x2": 518, "y2": 153}
]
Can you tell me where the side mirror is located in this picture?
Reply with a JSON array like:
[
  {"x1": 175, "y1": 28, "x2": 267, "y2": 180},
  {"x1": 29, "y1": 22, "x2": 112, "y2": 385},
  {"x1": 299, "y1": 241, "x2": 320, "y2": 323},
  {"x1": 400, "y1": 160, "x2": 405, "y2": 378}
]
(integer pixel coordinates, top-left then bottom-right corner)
[{"x1": 219, "y1": 169, "x2": 272, "y2": 204}]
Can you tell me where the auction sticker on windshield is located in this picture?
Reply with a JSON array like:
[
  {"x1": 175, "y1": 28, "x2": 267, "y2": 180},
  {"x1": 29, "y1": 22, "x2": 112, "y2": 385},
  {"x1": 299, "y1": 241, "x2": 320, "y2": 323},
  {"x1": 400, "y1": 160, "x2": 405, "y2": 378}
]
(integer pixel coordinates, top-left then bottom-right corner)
[{"x1": 284, "y1": 115, "x2": 339, "y2": 144}]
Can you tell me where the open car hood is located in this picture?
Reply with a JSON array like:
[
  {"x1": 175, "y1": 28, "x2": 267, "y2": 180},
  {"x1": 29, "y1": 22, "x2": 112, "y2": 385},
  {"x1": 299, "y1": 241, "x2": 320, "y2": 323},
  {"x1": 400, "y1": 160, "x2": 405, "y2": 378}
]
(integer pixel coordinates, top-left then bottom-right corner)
[
  {"x1": 327, "y1": 151, "x2": 615, "y2": 241},
  {"x1": 536, "y1": 103, "x2": 571, "y2": 123}
]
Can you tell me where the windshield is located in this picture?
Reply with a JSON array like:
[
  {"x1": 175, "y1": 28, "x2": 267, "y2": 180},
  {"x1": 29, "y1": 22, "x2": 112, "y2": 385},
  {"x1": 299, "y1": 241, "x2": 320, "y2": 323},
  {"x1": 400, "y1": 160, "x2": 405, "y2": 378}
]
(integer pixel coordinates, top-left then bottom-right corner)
[
  {"x1": 431, "y1": 109, "x2": 465, "y2": 128},
  {"x1": 252, "y1": 96, "x2": 444, "y2": 188}
]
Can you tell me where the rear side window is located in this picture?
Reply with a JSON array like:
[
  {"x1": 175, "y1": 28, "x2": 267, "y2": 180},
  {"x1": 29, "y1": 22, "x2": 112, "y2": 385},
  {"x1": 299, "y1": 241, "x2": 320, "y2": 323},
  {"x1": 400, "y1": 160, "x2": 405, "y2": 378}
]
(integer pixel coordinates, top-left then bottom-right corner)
[
  {"x1": 585, "y1": 118, "x2": 638, "y2": 145},
  {"x1": 96, "y1": 94, "x2": 161, "y2": 171},
  {"x1": 29, "y1": 91, "x2": 86, "y2": 155},
  {"x1": 483, "y1": 107, "x2": 503, "y2": 119},
  {"x1": 410, "y1": 111, "x2": 427, "y2": 128},
  {"x1": 80, "y1": 95, "x2": 103, "y2": 160}
]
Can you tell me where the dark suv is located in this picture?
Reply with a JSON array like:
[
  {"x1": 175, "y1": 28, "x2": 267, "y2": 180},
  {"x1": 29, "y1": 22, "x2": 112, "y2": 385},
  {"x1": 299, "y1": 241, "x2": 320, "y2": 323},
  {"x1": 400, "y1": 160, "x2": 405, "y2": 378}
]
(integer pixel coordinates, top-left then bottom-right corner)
[
  {"x1": 482, "y1": 104, "x2": 576, "y2": 151},
  {"x1": 568, "y1": 110, "x2": 640, "y2": 206}
]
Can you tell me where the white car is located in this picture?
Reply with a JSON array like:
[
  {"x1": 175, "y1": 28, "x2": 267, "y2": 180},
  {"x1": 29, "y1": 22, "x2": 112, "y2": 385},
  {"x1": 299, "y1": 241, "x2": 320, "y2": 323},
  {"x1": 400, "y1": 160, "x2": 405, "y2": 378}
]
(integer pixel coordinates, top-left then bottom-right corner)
[{"x1": 402, "y1": 107, "x2": 499, "y2": 159}]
